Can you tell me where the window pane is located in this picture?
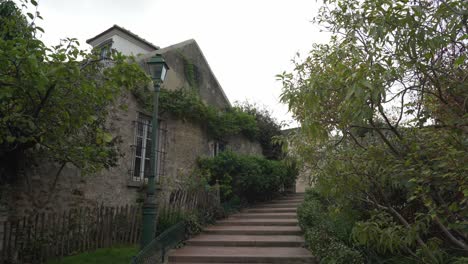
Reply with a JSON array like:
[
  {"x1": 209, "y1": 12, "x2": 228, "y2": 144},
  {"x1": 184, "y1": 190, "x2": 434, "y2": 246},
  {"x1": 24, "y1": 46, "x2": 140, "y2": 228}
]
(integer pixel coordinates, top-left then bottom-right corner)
[
  {"x1": 147, "y1": 123, "x2": 152, "y2": 138},
  {"x1": 136, "y1": 138, "x2": 143, "y2": 157},
  {"x1": 144, "y1": 159, "x2": 151, "y2": 178},
  {"x1": 133, "y1": 157, "x2": 141, "y2": 177},
  {"x1": 137, "y1": 121, "x2": 144, "y2": 136},
  {"x1": 145, "y1": 139, "x2": 152, "y2": 159}
]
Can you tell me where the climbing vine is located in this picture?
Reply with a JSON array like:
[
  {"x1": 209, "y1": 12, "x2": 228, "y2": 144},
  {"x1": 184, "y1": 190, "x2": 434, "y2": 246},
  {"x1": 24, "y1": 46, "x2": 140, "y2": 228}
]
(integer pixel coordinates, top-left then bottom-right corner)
[
  {"x1": 178, "y1": 51, "x2": 200, "y2": 90},
  {"x1": 132, "y1": 87, "x2": 258, "y2": 141}
]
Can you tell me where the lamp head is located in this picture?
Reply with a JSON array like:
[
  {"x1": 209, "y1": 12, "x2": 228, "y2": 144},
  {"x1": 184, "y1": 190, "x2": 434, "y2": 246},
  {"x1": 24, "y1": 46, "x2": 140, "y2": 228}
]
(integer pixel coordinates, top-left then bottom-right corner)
[{"x1": 147, "y1": 54, "x2": 169, "y2": 82}]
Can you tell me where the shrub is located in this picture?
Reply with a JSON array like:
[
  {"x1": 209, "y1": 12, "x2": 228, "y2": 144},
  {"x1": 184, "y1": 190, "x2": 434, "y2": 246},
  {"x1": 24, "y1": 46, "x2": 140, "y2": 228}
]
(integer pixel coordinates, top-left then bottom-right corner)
[
  {"x1": 235, "y1": 102, "x2": 284, "y2": 160},
  {"x1": 198, "y1": 151, "x2": 297, "y2": 203},
  {"x1": 298, "y1": 189, "x2": 364, "y2": 264}
]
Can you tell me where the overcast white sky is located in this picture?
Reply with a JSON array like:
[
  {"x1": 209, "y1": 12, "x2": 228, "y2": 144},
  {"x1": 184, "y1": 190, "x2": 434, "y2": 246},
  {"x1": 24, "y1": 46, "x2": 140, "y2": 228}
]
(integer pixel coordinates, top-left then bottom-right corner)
[{"x1": 31, "y1": 0, "x2": 330, "y2": 127}]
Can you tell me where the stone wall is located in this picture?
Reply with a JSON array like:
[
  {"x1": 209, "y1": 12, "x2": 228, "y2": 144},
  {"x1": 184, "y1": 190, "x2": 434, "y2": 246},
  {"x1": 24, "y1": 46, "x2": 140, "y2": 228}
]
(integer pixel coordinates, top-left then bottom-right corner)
[
  {"x1": 226, "y1": 135, "x2": 263, "y2": 156},
  {"x1": 142, "y1": 39, "x2": 231, "y2": 110}
]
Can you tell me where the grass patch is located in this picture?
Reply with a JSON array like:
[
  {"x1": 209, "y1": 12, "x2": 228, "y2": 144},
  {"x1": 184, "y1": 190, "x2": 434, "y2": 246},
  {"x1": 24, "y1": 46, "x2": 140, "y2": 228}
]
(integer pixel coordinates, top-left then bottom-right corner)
[{"x1": 47, "y1": 245, "x2": 138, "y2": 264}]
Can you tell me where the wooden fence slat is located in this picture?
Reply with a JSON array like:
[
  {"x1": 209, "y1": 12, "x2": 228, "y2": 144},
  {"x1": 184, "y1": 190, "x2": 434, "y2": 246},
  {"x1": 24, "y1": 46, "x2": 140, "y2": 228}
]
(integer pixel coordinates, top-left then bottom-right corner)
[
  {"x1": 3, "y1": 220, "x2": 10, "y2": 261},
  {"x1": 85, "y1": 208, "x2": 90, "y2": 252},
  {"x1": 98, "y1": 205, "x2": 103, "y2": 248},
  {"x1": 60, "y1": 211, "x2": 65, "y2": 258},
  {"x1": 120, "y1": 205, "x2": 124, "y2": 243},
  {"x1": 110, "y1": 207, "x2": 115, "y2": 246},
  {"x1": 33, "y1": 213, "x2": 39, "y2": 261},
  {"x1": 129, "y1": 206, "x2": 136, "y2": 244},
  {"x1": 39, "y1": 212, "x2": 45, "y2": 263},
  {"x1": 104, "y1": 207, "x2": 109, "y2": 248},
  {"x1": 123, "y1": 205, "x2": 129, "y2": 244},
  {"x1": 0, "y1": 221, "x2": 3, "y2": 263}
]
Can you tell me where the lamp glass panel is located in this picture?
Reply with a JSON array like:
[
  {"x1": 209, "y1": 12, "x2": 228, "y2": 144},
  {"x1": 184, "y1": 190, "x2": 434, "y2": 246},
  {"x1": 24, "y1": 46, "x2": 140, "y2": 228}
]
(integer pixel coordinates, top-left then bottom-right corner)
[
  {"x1": 161, "y1": 65, "x2": 167, "y2": 81},
  {"x1": 148, "y1": 63, "x2": 163, "y2": 80}
]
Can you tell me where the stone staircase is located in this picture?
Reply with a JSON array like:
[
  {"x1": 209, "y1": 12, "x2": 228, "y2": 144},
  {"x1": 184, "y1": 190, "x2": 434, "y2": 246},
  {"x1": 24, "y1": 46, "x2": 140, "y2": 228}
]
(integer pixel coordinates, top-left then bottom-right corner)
[{"x1": 168, "y1": 193, "x2": 316, "y2": 263}]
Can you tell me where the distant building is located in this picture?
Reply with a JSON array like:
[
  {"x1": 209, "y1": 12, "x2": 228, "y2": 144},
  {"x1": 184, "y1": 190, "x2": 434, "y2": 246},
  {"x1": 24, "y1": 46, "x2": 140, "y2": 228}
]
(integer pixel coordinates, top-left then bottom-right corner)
[{"x1": 282, "y1": 127, "x2": 310, "y2": 193}]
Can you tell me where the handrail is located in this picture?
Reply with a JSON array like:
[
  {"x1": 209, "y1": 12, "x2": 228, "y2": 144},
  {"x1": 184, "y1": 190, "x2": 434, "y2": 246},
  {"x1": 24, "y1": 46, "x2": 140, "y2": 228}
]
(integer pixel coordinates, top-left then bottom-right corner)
[{"x1": 131, "y1": 221, "x2": 186, "y2": 264}]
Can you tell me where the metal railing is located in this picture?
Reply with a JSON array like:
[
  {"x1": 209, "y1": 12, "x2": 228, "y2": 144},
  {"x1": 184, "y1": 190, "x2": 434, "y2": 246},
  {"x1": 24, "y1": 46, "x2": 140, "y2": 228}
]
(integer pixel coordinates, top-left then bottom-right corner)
[{"x1": 130, "y1": 221, "x2": 186, "y2": 264}]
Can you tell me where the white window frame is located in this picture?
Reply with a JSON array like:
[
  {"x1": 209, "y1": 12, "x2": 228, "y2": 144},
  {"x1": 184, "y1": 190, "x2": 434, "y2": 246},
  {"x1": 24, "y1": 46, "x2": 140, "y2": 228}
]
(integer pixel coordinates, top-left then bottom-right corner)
[
  {"x1": 211, "y1": 141, "x2": 226, "y2": 157},
  {"x1": 132, "y1": 114, "x2": 152, "y2": 182}
]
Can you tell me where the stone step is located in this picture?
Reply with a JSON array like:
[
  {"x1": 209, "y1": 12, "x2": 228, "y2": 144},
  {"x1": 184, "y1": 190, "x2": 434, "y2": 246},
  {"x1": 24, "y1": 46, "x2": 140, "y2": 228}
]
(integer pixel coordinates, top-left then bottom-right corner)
[
  {"x1": 186, "y1": 234, "x2": 305, "y2": 247},
  {"x1": 256, "y1": 203, "x2": 301, "y2": 209},
  {"x1": 230, "y1": 213, "x2": 296, "y2": 219},
  {"x1": 274, "y1": 198, "x2": 304, "y2": 202},
  {"x1": 243, "y1": 207, "x2": 296, "y2": 213},
  {"x1": 168, "y1": 246, "x2": 316, "y2": 263},
  {"x1": 203, "y1": 226, "x2": 302, "y2": 236},
  {"x1": 217, "y1": 218, "x2": 298, "y2": 226},
  {"x1": 271, "y1": 198, "x2": 303, "y2": 202}
]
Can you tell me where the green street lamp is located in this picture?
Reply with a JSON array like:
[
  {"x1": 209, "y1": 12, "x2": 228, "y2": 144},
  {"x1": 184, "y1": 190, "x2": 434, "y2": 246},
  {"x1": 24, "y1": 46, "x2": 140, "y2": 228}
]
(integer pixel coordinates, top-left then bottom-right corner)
[{"x1": 141, "y1": 54, "x2": 169, "y2": 249}]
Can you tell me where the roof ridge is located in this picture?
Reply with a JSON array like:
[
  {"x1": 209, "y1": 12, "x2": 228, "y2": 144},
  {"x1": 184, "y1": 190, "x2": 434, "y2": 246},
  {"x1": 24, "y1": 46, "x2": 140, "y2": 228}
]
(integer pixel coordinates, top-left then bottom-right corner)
[{"x1": 86, "y1": 24, "x2": 159, "y2": 50}]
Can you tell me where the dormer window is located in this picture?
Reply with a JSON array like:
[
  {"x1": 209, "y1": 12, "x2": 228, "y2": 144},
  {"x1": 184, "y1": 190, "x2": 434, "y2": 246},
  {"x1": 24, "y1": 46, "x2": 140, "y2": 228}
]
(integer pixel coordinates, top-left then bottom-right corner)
[
  {"x1": 96, "y1": 39, "x2": 113, "y2": 60},
  {"x1": 100, "y1": 45, "x2": 111, "y2": 59}
]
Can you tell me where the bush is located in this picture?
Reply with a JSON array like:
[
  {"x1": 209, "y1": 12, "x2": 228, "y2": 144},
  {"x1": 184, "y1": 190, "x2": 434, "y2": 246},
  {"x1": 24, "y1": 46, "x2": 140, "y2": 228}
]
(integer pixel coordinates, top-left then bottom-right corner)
[
  {"x1": 198, "y1": 151, "x2": 297, "y2": 203},
  {"x1": 235, "y1": 102, "x2": 284, "y2": 160},
  {"x1": 298, "y1": 189, "x2": 364, "y2": 264}
]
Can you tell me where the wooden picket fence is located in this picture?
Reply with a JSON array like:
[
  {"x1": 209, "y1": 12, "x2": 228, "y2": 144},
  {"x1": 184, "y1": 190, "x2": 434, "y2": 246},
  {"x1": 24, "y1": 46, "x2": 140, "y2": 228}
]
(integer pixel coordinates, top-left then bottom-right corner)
[
  {"x1": 0, "y1": 205, "x2": 142, "y2": 264},
  {"x1": 0, "y1": 185, "x2": 220, "y2": 264},
  {"x1": 160, "y1": 184, "x2": 220, "y2": 217}
]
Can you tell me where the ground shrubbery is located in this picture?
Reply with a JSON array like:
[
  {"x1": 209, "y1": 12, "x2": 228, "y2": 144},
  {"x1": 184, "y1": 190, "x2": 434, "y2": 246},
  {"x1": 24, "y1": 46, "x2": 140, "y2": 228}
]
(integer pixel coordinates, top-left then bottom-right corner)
[
  {"x1": 298, "y1": 190, "x2": 364, "y2": 264},
  {"x1": 197, "y1": 151, "x2": 298, "y2": 204}
]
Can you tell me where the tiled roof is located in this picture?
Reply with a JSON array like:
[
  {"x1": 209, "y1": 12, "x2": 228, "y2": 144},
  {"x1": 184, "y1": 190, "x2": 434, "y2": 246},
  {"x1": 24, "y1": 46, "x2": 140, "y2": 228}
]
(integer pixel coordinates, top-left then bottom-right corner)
[{"x1": 86, "y1": 24, "x2": 159, "y2": 50}]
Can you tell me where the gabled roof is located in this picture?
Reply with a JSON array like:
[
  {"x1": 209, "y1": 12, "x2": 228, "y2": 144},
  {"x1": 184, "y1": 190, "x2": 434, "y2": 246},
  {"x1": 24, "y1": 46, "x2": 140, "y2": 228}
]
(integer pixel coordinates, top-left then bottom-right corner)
[
  {"x1": 281, "y1": 127, "x2": 300, "y2": 135},
  {"x1": 86, "y1": 24, "x2": 159, "y2": 50},
  {"x1": 141, "y1": 39, "x2": 232, "y2": 107}
]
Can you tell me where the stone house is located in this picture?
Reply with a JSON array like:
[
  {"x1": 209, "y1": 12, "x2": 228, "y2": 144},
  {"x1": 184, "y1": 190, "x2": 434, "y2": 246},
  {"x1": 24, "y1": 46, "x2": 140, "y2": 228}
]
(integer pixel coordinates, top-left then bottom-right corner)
[{"x1": 1, "y1": 25, "x2": 262, "y2": 217}]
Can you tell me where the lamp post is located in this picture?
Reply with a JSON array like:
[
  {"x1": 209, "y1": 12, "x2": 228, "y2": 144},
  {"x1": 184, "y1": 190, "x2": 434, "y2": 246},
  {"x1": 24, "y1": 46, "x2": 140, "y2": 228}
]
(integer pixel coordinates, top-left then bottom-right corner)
[{"x1": 141, "y1": 54, "x2": 169, "y2": 249}]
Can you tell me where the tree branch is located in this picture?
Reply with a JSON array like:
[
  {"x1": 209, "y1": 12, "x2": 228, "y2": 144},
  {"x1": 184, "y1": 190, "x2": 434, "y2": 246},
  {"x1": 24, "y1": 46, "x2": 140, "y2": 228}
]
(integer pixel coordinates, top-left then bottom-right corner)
[
  {"x1": 434, "y1": 216, "x2": 468, "y2": 251},
  {"x1": 369, "y1": 118, "x2": 401, "y2": 156},
  {"x1": 347, "y1": 131, "x2": 368, "y2": 150},
  {"x1": 34, "y1": 82, "x2": 56, "y2": 118}
]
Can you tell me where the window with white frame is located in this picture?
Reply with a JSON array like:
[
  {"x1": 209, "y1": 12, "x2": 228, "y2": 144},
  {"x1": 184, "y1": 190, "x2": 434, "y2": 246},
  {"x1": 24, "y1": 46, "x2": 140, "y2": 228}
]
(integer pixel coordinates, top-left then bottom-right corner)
[
  {"x1": 133, "y1": 115, "x2": 152, "y2": 181},
  {"x1": 210, "y1": 141, "x2": 226, "y2": 157},
  {"x1": 131, "y1": 114, "x2": 167, "y2": 183}
]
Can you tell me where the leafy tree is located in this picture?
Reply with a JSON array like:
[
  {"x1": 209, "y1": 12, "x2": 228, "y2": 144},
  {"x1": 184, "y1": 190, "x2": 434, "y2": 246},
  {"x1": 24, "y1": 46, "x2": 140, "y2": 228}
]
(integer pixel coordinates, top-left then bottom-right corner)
[
  {"x1": 279, "y1": 0, "x2": 467, "y2": 262},
  {"x1": 0, "y1": 0, "x2": 149, "y2": 184},
  {"x1": 236, "y1": 102, "x2": 284, "y2": 160}
]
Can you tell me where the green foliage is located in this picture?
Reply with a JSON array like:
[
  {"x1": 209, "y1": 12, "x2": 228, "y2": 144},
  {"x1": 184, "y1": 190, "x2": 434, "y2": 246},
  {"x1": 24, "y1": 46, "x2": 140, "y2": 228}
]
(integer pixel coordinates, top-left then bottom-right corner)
[
  {"x1": 133, "y1": 88, "x2": 259, "y2": 141},
  {"x1": 156, "y1": 210, "x2": 211, "y2": 238},
  {"x1": 280, "y1": 0, "x2": 467, "y2": 262},
  {"x1": 236, "y1": 102, "x2": 284, "y2": 160},
  {"x1": 0, "y1": 0, "x2": 149, "y2": 181},
  {"x1": 179, "y1": 52, "x2": 200, "y2": 90},
  {"x1": 298, "y1": 189, "x2": 364, "y2": 264},
  {"x1": 156, "y1": 210, "x2": 185, "y2": 237},
  {"x1": 197, "y1": 151, "x2": 298, "y2": 203},
  {"x1": 46, "y1": 246, "x2": 138, "y2": 264}
]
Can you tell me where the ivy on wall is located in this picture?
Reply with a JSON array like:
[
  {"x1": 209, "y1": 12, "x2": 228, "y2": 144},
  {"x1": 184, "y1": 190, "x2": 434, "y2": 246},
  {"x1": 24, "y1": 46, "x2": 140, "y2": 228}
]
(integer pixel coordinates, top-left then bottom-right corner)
[
  {"x1": 177, "y1": 51, "x2": 200, "y2": 91},
  {"x1": 132, "y1": 87, "x2": 258, "y2": 141}
]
